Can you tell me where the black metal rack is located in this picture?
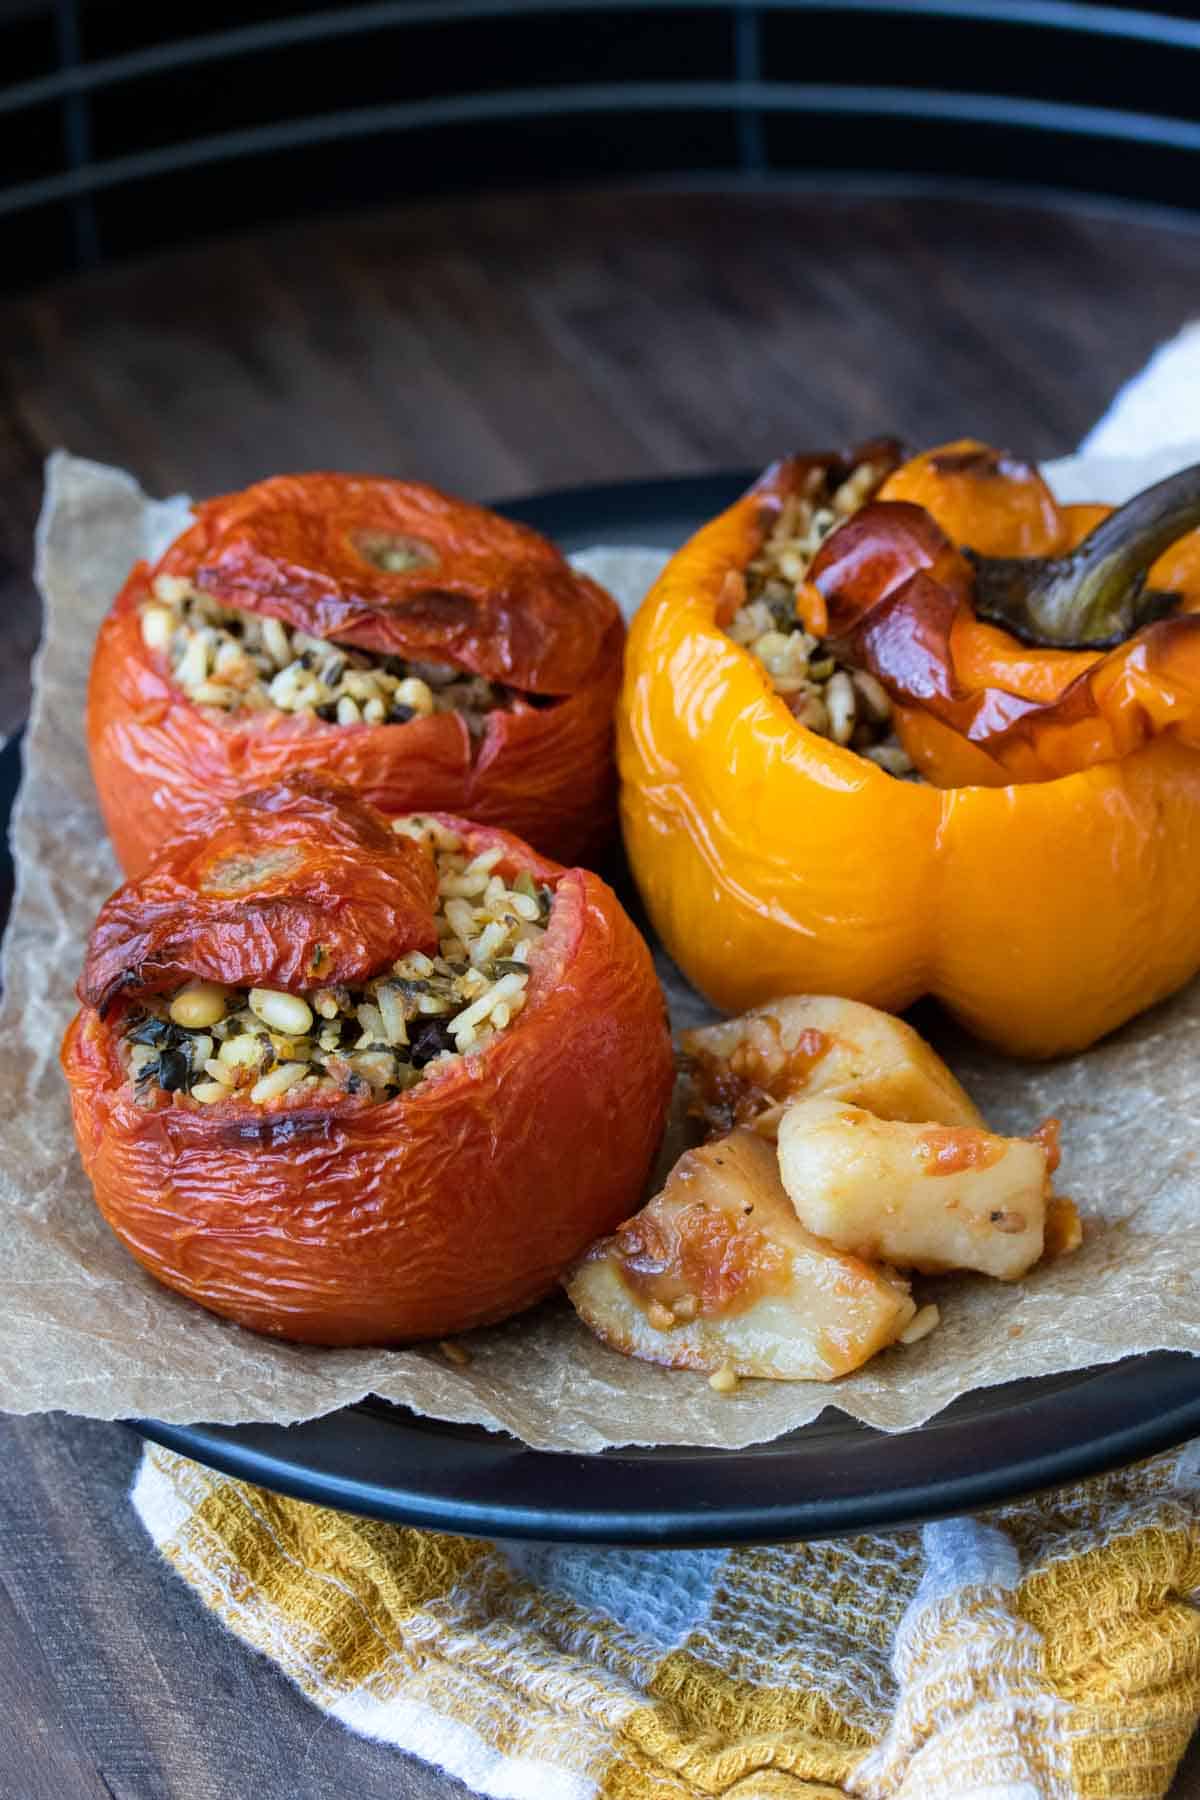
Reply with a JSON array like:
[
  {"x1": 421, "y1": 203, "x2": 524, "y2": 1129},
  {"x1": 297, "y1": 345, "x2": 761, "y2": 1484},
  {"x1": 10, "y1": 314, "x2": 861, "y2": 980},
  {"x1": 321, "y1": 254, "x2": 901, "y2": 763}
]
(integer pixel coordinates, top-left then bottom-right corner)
[{"x1": 4, "y1": 2, "x2": 1200, "y2": 284}]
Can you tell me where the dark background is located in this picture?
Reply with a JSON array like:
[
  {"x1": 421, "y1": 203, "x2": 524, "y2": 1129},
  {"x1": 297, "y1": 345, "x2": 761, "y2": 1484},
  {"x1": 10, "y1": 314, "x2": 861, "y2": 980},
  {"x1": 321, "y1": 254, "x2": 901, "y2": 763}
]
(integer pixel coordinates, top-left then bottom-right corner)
[{"x1": 7, "y1": 0, "x2": 1200, "y2": 290}]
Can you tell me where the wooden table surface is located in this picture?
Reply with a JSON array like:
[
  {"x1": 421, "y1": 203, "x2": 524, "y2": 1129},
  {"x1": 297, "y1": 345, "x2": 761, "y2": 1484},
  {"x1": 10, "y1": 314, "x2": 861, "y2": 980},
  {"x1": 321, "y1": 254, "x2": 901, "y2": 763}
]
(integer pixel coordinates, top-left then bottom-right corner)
[{"x1": 2, "y1": 183, "x2": 1200, "y2": 1799}]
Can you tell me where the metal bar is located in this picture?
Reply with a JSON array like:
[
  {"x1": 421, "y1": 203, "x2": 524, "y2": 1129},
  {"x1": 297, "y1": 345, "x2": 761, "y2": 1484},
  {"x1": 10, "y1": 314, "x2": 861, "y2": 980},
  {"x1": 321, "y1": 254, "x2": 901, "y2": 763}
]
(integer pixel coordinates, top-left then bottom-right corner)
[
  {"x1": 3, "y1": 0, "x2": 1200, "y2": 120},
  {"x1": 734, "y1": 5, "x2": 766, "y2": 176},
  {"x1": 51, "y1": 0, "x2": 98, "y2": 265},
  {"x1": 5, "y1": 80, "x2": 1200, "y2": 220}
]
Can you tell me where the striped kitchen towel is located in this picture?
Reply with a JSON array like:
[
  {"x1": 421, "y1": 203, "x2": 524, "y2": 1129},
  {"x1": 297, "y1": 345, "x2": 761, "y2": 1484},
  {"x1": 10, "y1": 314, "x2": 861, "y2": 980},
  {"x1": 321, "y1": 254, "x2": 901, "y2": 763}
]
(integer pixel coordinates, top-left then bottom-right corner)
[{"x1": 133, "y1": 1441, "x2": 1200, "y2": 1799}]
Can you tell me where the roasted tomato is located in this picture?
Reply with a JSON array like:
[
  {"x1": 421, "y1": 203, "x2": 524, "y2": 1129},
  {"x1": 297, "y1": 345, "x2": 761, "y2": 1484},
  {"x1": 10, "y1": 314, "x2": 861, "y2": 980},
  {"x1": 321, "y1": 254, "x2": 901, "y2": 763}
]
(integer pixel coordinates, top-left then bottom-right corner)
[
  {"x1": 62, "y1": 773, "x2": 674, "y2": 1345},
  {"x1": 88, "y1": 473, "x2": 624, "y2": 875}
]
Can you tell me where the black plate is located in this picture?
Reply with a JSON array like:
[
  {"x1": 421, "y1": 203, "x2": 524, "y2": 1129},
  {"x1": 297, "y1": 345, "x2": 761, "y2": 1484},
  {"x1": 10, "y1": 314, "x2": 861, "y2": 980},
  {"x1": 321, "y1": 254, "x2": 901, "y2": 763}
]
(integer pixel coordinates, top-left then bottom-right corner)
[
  {"x1": 9, "y1": 470, "x2": 1197, "y2": 1546},
  {"x1": 136, "y1": 1355, "x2": 1200, "y2": 1546}
]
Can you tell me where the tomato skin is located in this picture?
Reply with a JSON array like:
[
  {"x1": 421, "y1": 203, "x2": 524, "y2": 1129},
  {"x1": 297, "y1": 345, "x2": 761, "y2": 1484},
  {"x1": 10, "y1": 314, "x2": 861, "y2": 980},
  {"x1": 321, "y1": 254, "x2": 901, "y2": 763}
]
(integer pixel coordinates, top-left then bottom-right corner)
[
  {"x1": 80, "y1": 772, "x2": 439, "y2": 1009},
  {"x1": 62, "y1": 794, "x2": 674, "y2": 1345},
  {"x1": 88, "y1": 473, "x2": 625, "y2": 877},
  {"x1": 159, "y1": 472, "x2": 616, "y2": 691}
]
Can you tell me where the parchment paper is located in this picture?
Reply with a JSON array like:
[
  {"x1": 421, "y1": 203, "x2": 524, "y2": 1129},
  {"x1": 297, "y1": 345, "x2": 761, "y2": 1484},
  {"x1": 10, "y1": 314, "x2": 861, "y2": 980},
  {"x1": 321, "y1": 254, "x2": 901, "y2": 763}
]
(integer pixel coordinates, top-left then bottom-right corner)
[{"x1": 4, "y1": 406, "x2": 1200, "y2": 1451}]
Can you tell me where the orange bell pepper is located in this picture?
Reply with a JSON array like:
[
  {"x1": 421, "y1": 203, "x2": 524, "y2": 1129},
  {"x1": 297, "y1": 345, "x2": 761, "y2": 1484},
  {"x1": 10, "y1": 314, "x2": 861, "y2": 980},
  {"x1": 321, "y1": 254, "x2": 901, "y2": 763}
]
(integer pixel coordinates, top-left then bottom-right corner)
[{"x1": 618, "y1": 441, "x2": 1200, "y2": 1058}]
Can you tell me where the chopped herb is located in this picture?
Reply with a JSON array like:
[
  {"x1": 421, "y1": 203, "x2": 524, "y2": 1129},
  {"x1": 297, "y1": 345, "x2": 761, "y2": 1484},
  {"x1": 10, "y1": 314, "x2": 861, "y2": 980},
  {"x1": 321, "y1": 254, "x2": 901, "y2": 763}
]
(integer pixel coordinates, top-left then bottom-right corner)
[
  {"x1": 410, "y1": 1017, "x2": 456, "y2": 1067},
  {"x1": 157, "y1": 1047, "x2": 191, "y2": 1092},
  {"x1": 125, "y1": 1015, "x2": 172, "y2": 1048}
]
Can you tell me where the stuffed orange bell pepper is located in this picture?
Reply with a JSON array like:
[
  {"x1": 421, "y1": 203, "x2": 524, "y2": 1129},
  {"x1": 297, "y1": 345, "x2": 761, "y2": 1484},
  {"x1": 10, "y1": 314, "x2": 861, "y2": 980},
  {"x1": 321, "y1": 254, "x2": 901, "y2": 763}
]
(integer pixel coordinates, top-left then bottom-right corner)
[
  {"x1": 88, "y1": 473, "x2": 623, "y2": 875},
  {"x1": 62, "y1": 772, "x2": 674, "y2": 1344},
  {"x1": 618, "y1": 438, "x2": 1200, "y2": 1058}
]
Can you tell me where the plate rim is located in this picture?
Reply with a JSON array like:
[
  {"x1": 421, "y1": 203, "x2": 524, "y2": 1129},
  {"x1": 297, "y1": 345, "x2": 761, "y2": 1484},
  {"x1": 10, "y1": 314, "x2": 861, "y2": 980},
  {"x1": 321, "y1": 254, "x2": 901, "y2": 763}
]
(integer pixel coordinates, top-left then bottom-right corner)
[{"x1": 133, "y1": 1350, "x2": 1200, "y2": 1547}]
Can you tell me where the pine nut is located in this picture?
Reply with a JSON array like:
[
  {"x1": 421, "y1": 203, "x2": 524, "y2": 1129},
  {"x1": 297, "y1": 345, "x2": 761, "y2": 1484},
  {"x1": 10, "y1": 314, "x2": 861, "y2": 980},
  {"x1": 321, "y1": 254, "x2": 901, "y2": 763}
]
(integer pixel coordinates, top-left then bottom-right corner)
[
  {"x1": 169, "y1": 983, "x2": 227, "y2": 1029},
  {"x1": 191, "y1": 682, "x2": 241, "y2": 708},
  {"x1": 395, "y1": 677, "x2": 435, "y2": 715},
  {"x1": 825, "y1": 671, "x2": 857, "y2": 744},
  {"x1": 219, "y1": 1033, "x2": 269, "y2": 1069},
  {"x1": 863, "y1": 743, "x2": 915, "y2": 777},
  {"x1": 152, "y1": 574, "x2": 192, "y2": 605},
  {"x1": 191, "y1": 1081, "x2": 230, "y2": 1105},
  {"x1": 140, "y1": 605, "x2": 173, "y2": 652},
  {"x1": 792, "y1": 692, "x2": 829, "y2": 735},
  {"x1": 376, "y1": 985, "x2": 409, "y2": 1046},
  {"x1": 851, "y1": 669, "x2": 892, "y2": 723},
  {"x1": 176, "y1": 634, "x2": 211, "y2": 688},
  {"x1": 898, "y1": 1303, "x2": 941, "y2": 1345},
  {"x1": 248, "y1": 989, "x2": 313, "y2": 1035},
  {"x1": 248, "y1": 1062, "x2": 308, "y2": 1104},
  {"x1": 261, "y1": 617, "x2": 292, "y2": 668}
]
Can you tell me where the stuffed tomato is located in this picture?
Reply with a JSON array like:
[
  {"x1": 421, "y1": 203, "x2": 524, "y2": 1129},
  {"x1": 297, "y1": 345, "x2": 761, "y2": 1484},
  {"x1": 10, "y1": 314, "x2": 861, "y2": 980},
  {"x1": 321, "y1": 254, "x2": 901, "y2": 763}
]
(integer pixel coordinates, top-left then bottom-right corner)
[
  {"x1": 89, "y1": 473, "x2": 624, "y2": 875},
  {"x1": 62, "y1": 773, "x2": 673, "y2": 1345}
]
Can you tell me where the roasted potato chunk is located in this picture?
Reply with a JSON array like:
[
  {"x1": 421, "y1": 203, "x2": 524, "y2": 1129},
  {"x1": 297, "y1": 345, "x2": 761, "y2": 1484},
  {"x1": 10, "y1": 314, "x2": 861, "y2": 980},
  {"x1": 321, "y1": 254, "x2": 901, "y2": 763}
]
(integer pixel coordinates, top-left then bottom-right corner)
[
  {"x1": 566, "y1": 1128, "x2": 919, "y2": 1382},
  {"x1": 777, "y1": 1097, "x2": 1057, "y2": 1280},
  {"x1": 684, "y1": 995, "x2": 983, "y2": 1139}
]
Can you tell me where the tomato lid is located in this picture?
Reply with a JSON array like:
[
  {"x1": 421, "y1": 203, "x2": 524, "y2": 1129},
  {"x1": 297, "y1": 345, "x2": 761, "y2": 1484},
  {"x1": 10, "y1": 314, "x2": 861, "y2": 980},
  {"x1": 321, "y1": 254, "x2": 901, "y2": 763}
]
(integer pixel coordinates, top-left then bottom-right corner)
[
  {"x1": 153, "y1": 473, "x2": 619, "y2": 695},
  {"x1": 81, "y1": 774, "x2": 438, "y2": 1010}
]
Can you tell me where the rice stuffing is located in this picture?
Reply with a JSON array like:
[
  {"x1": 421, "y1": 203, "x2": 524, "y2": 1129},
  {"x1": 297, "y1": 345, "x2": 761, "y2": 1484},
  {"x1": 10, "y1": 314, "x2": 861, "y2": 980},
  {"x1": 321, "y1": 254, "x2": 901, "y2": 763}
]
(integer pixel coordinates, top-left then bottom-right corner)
[
  {"x1": 120, "y1": 818, "x2": 552, "y2": 1107},
  {"x1": 725, "y1": 457, "x2": 916, "y2": 777},
  {"x1": 139, "y1": 575, "x2": 518, "y2": 736}
]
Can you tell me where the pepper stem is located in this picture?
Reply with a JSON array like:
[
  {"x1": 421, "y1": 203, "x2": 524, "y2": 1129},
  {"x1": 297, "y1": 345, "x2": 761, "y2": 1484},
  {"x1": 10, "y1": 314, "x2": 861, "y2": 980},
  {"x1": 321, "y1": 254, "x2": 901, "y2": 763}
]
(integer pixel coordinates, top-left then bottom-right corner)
[{"x1": 969, "y1": 461, "x2": 1200, "y2": 649}]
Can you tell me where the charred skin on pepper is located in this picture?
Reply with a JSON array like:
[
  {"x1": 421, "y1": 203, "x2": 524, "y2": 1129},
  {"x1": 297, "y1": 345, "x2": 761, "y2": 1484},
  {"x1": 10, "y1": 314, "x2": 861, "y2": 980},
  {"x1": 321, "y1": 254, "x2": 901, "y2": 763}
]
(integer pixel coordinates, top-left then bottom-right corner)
[
  {"x1": 809, "y1": 464, "x2": 1200, "y2": 786},
  {"x1": 618, "y1": 438, "x2": 1200, "y2": 1055}
]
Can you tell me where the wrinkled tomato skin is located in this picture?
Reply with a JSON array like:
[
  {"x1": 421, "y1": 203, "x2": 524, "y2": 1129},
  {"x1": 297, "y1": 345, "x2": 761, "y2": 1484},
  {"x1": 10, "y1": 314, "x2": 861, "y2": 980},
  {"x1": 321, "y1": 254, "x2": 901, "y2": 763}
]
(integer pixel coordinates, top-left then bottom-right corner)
[
  {"x1": 81, "y1": 771, "x2": 439, "y2": 1009},
  {"x1": 164, "y1": 473, "x2": 616, "y2": 692},
  {"x1": 62, "y1": 815, "x2": 674, "y2": 1345},
  {"x1": 88, "y1": 569, "x2": 622, "y2": 878}
]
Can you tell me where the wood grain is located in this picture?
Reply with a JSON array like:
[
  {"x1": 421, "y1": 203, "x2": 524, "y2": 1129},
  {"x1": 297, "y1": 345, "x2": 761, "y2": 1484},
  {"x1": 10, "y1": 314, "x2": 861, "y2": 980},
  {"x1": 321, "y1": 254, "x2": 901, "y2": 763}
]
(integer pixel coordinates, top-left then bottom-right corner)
[{"x1": 2, "y1": 182, "x2": 1200, "y2": 1798}]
